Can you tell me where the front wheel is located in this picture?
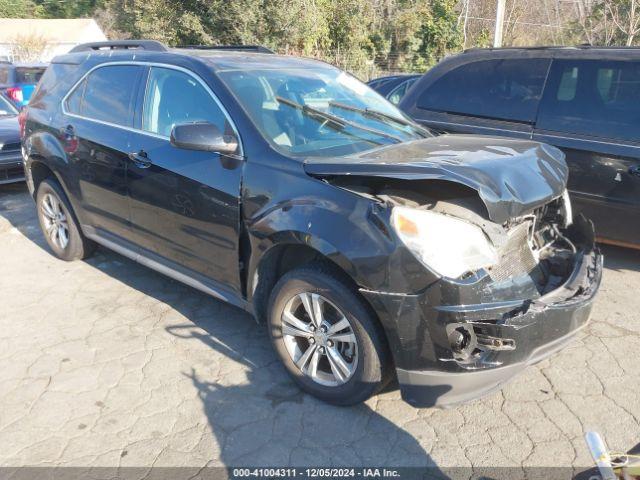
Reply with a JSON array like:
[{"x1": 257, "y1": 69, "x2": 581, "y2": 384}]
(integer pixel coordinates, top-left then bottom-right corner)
[{"x1": 267, "y1": 267, "x2": 391, "y2": 405}]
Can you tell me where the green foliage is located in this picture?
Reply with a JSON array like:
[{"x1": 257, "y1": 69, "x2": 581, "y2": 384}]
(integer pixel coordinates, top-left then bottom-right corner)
[
  {"x1": 7, "y1": 0, "x2": 468, "y2": 79},
  {"x1": 0, "y1": 0, "x2": 36, "y2": 17}
]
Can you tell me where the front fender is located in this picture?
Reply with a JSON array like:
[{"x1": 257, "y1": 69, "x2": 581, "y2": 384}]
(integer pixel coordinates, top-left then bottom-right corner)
[
  {"x1": 246, "y1": 195, "x2": 386, "y2": 292},
  {"x1": 245, "y1": 189, "x2": 435, "y2": 297}
]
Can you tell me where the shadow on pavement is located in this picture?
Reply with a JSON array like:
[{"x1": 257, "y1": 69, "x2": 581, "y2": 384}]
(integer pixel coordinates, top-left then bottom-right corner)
[
  {"x1": 601, "y1": 244, "x2": 640, "y2": 273},
  {"x1": 0, "y1": 182, "x2": 443, "y2": 470}
]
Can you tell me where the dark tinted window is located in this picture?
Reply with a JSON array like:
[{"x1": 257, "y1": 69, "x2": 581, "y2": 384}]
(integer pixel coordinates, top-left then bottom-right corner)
[
  {"x1": 537, "y1": 59, "x2": 640, "y2": 142},
  {"x1": 389, "y1": 78, "x2": 417, "y2": 104},
  {"x1": 65, "y1": 78, "x2": 85, "y2": 114},
  {"x1": 15, "y1": 67, "x2": 45, "y2": 84},
  {"x1": 80, "y1": 65, "x2": 140, "y2": 126},
  {"x1": 0, "y1": 66, "x2": 8, "y2": 84},
  {"x1": 417, "y1": 58, "x2": 550, "y2": 122},
  {"x1": 142, "y1": 67, "x2": 227, "y2": 137}
]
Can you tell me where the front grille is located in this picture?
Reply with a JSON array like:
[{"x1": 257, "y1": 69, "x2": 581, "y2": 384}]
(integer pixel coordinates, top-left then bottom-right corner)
[
  {"x1": 1, "y1": 142, "x2": 20, "y2": 152},
  {"x1": 487, "y1": 222, "x2": 538, "y2": 283}
]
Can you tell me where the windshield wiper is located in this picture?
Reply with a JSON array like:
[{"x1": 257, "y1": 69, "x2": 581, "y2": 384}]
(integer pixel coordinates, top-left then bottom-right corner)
[
  {"x1": 329, "y1": 101, "x2": 431, "y2": 136},
  {"x1": 275, "y1": 96, "x2": 403, "y2": 144}
]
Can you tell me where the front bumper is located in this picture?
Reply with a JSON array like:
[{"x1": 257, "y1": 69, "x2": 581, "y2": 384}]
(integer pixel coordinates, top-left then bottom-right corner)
[
  {"x1": 0, "y1": 153, "x2": 25, "y2": 184},
  {"x1": 362, "y1": 219, "x2": 603, "y2": 408}
]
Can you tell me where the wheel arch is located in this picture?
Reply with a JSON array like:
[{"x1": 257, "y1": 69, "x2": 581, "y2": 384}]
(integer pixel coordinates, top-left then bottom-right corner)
[
  {"x1": 248, "y1": 236, "x2": 360, "y2": 323},
  {"x1": 28, "y1": 159, "x2": 58, "y2": 198}
]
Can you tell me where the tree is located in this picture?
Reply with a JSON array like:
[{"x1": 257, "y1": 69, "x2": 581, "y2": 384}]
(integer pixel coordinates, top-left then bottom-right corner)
[
  {"x1": 0, "y1": 0, "x2": 36, "y2": 17},
  {"x1": 11, "y1": 33, "x2": 47, "y2": 61}
]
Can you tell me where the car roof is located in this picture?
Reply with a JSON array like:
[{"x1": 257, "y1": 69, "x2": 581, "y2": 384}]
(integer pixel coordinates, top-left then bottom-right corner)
[
  {"x1": 176, "y1": 49, "x2": 338, "y2": 72},
  {"x1": 53, "y1": 41, "x2": 338, "y2": 73},
  {"x1": 459, "y1": 45, "x2": 640, "y2": 60}
]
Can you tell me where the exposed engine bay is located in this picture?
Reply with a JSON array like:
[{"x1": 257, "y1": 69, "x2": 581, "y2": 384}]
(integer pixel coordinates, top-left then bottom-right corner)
[{"x1": 327, "y1": 176, "x2": 590, "y2": 297}]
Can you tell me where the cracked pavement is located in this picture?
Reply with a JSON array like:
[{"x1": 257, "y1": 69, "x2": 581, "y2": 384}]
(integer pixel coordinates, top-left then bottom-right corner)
[{"x1": 1, "y1": 182, "x2": 639, "y2": 470}]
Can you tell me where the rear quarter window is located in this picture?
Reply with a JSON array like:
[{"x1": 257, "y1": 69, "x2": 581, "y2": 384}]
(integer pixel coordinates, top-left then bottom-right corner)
[
  {"x1": 416, "y1": 58, "x2": 551, "y2": 123},
  {"x1": 28, "y1": 63, "x2": 80, "y2": 112}
]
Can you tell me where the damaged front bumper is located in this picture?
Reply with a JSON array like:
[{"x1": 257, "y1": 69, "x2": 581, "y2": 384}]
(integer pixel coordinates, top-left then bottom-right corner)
[{"x1": 362, "y1": 220, "x2": 603, "y2": 408}]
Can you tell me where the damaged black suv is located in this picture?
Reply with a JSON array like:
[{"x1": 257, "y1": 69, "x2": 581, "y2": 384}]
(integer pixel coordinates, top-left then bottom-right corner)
[{"x1": 22, "y1": 40, "x2": 602, "y2": 407}]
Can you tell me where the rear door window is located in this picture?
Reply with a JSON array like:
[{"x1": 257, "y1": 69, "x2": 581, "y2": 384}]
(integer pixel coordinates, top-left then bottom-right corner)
[
  {"x1": 65, "y1": 78, "x2": 86, "y2": 114},
  {"x1": 537, "y1": 59, "x2": 640, "y2": 142},
  {"x1": 69, "y1": 65, "x2": 141, "y2": 126},
  {"x1": 416, "y1": 58, "x2": 551, "y2": 123}
]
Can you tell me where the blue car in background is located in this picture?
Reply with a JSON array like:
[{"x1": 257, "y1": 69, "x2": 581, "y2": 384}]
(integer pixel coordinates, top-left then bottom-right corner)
[{"x1": 0, "y1": 61, "x2": 47, "y2": 108}]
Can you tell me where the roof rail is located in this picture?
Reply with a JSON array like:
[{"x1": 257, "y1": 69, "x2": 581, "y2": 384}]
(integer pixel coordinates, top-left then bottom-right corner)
[
  {"x1": 178, "y1": 45, "x2": 275, "y2": 54},
  {"x1": 575, "y1": 44, "x2": 640, "y2": 49},
  {"x1": 69, "y1": 40, "x2": 169, "y2": 53},
  {"x1": 464, "y1": 44, "x2": 640, "y2": 53},
  {"x1": 463, "y1": 45, "x2": 575, "y2": 53}
]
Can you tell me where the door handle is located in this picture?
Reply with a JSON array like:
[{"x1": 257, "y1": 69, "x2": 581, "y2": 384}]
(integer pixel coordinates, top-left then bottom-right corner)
[
  {"x1": 628, "y1": 164, "x2": 640, "y2": 178},
  {"x1": 128, "y1": 150, "x2": 151, "y2": 169}
]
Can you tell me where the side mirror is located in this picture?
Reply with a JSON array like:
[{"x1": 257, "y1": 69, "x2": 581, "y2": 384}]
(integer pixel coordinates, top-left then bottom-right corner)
[{"x1": 170, "y1": 122, "x2": 238, "y2": 155}]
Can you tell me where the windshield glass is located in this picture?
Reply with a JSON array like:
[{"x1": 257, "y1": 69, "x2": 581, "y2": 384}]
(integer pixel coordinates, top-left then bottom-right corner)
[
  {"x1": 0, "y1": 94, "x2": 17, "y2": 116},
  {"x1": 218, "y1": 65, "x2": 429, "y2": 157}
]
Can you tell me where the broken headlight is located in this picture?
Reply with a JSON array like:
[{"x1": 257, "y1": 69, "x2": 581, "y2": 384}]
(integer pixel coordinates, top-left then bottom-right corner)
[{"x1": 391, "y1": 207, "x2": 498, "y2": 279}]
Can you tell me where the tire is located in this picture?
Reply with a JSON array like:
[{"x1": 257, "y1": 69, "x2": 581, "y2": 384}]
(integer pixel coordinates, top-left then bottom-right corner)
[
  {"x1": 36, "y1": 178, "x2": 95, "y2": 261},
  {"x1": 267, "y1": 266, "x2": 391, "y2": 405}
]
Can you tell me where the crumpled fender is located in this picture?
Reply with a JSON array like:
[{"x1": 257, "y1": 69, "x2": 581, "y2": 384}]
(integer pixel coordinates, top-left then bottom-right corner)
[{"x1": 245, "y1": 194, "x2": 395, "y2": 294}]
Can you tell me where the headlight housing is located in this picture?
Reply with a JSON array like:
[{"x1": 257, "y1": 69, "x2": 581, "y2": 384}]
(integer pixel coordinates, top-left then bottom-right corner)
[{"x1": 391, "y1": 206, "x2": 498, "y2": 279}]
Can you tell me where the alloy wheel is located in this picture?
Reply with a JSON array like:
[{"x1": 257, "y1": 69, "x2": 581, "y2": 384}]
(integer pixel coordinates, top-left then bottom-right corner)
[
  {"x1": 41, "y1": 193, "x2": 69, "y2": 250},
  {"x1": 281, "y1": 292, "x2": 358, "y2": 387}
]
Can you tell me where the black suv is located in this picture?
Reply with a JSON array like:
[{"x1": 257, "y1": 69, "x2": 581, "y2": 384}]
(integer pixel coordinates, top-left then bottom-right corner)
[
  {"x1": 22, "y1": 40, "x2": 602, "y2": 407},
  {"x1": 400, "y1": 46, "x2": 640, "y2": 248}
]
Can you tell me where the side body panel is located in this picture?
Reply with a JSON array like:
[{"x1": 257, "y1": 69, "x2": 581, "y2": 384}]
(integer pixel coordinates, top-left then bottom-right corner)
[
  {"x1": 533, "y1": 57, "x2": 640, "y2": 245},
  {"x1": 126, "y1": 131, "x2": 244, "y2": 292},
  {"x1": 61, "y1": 117, "x2": 134, "y2": 239}
]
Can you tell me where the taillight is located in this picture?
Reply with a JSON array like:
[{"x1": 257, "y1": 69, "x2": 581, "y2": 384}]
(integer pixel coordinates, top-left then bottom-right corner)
[
  {"x1": 6, "y1": 87, "x2": 24, "y2": 104},
  {"x1": 18, "y1": 108, "x2": 27, "y2": 139}
]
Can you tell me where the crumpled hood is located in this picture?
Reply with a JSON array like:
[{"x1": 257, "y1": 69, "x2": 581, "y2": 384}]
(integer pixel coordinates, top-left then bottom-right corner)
[{"x1": 304, "y1": 135, "x2": 568, "y2": 223}]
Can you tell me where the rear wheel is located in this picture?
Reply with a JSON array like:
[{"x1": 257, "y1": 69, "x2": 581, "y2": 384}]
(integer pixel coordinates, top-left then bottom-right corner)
[
  {"x1": 36, "y1": 178, "x2": 95, "y2": 261},
  {"x1": 267, "y1": 267, "x2": 390, "y2": 405}
]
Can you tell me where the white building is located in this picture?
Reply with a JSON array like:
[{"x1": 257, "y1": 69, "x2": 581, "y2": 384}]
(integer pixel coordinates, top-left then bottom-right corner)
[{"x1": 0, "y1": 18, "x2": 107, "y2": 62}]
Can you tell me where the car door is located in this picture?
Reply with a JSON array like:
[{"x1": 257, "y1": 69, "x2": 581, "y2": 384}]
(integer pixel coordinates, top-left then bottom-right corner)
[
  {"x1": 61, "y1": 64, "x2": 144, "y2": 240},
  {"x1": 126, "y1": 65, "x2": 244, "y2": 293},
  {"x1": 403, "y1": 57, "x2": 550, "y2": 140},
  {"x1": 533, "y1": 58, "x2": 640, "y2": 246}
]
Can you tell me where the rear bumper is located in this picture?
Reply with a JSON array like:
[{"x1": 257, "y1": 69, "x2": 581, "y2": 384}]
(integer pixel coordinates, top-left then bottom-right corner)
[
  {"x1": 362, "y1": 218, "x2": 603, "y2": 407},
  {"x1": 0, "y1": 154, "x2": 24, "y2": 184}
]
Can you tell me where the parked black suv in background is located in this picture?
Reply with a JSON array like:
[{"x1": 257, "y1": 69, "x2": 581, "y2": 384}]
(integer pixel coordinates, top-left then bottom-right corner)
[
  {"x1": 22, "y1": 41, "x2": 602, "y2": 407},
  {"x1": 400, "y1": 46, "x2": 640, "y2": 248},
  {"x1": 0, "y1": 93, "x2": 23, "y2": 184}
]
